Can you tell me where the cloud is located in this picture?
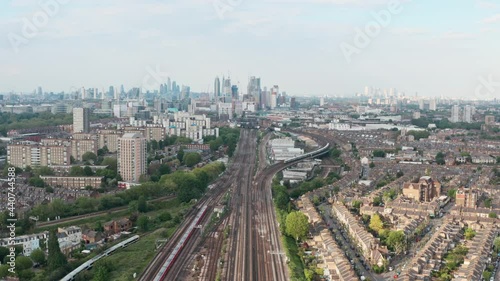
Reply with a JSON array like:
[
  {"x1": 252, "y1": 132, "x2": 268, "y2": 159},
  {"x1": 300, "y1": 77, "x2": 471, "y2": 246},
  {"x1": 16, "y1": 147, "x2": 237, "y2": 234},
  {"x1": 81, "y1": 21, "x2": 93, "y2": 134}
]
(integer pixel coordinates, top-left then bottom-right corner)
[
  {"x1": 440, "y1": 32, "x2": 476, "y2": 40},
  {"x1": 476, "y1": 0, "x2": 497, "y2": 9},
  {"x1": 481, "y1": 14, "x2": 500, "y2": 24},
  {"x1": 390, "y1": 28, "x2": 428, "y2": 36}
]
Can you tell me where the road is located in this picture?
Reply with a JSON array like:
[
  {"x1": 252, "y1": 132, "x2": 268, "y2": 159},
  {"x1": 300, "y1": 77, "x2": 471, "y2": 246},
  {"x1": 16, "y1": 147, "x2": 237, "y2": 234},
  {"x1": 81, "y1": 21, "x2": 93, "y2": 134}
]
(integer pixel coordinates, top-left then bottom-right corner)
[{"x1": 319, "y1": 204, "x2": 379, "y2": 281}]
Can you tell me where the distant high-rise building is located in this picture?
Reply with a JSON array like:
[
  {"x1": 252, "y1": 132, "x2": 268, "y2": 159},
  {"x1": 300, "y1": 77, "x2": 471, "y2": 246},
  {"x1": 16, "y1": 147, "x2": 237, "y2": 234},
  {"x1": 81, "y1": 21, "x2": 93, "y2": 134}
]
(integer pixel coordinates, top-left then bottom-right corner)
[
  {"x1": 231, "y1": 85, "x2": 239, "y2": 100},
  {"x1": 320, "y1": 96, "x2": 325, "y2": 107},
  {"x1": 118, "y1": 133, "x2": 147, "y2": 183},
  {"x1": 485, "y1": 115, "x2": 495, "y2": 125},
  {"x1": 451, "y1": 105, "x2": 461, "y2": 123},
  {"x1": 37, "y1": 86, "x2": 43, "y2": 96},
  {"x1": 429, "y1": 99, "x2": 437, "y2": 111},
  {"x1": 73, "y1": 108, "x2": 90, "y2": 133},
  {"x1": 463, "y1": 105, "x2": 473, "y2": 123},
  {"x1": 214, "y1": 77, "x2": 221, "y2": 99}
]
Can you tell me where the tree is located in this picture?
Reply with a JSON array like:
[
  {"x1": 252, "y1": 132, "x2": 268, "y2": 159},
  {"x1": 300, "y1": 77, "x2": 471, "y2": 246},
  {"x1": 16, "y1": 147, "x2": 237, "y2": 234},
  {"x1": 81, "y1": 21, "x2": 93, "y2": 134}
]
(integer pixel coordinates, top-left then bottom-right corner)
[
  {"x1": 37, "y1": 166, "x2": 55, "y2": 176},
  {"x1": 386, "y1": 231, "x2": 406, "y2": 255},
  {"x1": 0, "y1": 265, "x2": 9, "y2": 279},
  {"x1": 137, "y1": 215, "x2": 150, "y2": 232},
  {"x1": 177, "y1": 148, "x2": 185, "y2": 162},
  {"x1": 373, "y1": 196, "x2": 383, "y2": 206},
  {"x1": 485, "y1": 197, "x2": 493, "y2": 208},
  {"x1": 69, "y1": 166, "x2": 85, "y2": 176},
  {"x1": 82, "y1": 152, "x2": 97, "y2": 163},
  {"x1": 373, "y1": 150, "x2": 386, "y2": 158},
  {"x1": 285, "y1": 211, "x2": 309, "y2": 241},
  {"x1": 369, "y1": 162, "x2": 375, "y2": 168},
  {"x1": 15, "y1": 256, "x2": 33, "y2": 270},
  {"x1": 489, "y1": 212, "x2": 497, "y2": 218},
  {"x1": 494, "y1": 237, "x2": 500, "y2": 252},
  {"x1": 137, "y1": 196, "x2": 147, "y2": 213},
  {"x1": 464, "y1": 227, "x2": 476, "y2": 240},
  {"x1": 369, "y1": 214, "x2": 384, "y2": 234},
  {"x1": 83, "y1": 166, "x2": 94, "y2": 176},
  {"x1": 0, "y1": 247, "x2": 9, "y2": 263},
  {"x1": 92, "y1": 265, "x2": 110, "y2": 281},
  {"x1": 447, "y1": 189, "x2": 457, "y2": 198},
  {"x1": 29, "y1": 176, "x2": 45, "y2": 188},
  {"x1": 183, "y1": 152, "x2": 202, "y2": 167},
  {"x1": 30, "y1": 248, "x2": 46, "y2": 265},
  {"x1": 47, "y1": 229, "x2": 67, "y2": 271}
]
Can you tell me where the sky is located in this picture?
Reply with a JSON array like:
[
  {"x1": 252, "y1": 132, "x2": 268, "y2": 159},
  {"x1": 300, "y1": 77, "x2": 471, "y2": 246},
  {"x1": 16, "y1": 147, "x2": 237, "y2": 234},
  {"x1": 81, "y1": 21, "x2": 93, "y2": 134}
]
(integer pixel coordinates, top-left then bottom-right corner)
[{"x1": 0, "y1": 0, "x2": 499, "y2": 98}]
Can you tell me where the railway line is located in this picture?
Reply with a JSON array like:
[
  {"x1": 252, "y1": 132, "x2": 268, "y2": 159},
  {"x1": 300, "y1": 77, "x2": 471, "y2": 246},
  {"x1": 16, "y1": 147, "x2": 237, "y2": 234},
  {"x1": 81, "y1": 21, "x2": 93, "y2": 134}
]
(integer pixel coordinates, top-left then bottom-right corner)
[
  {"x1": 223, "y1": 129, "x2": 329, "y2": 281},
  {"x1": 139, "y1": 129, "x2": 257, "y2": 281}
]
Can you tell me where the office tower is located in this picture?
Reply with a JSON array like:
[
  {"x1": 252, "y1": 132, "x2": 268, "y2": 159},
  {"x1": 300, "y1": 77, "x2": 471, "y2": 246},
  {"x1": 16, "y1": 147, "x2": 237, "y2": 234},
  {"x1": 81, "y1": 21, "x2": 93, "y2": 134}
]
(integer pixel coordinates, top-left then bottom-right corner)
[
  {"x1": 231, "y1": 85, "x2": 238, "y2": 100},
  {"x1": 451, "y1": 105, "x2": 461, "y2": 123},
  {"x1": 80, "y1": 87, "x2": 86, "y2": 100},
  {"x1": 214, "y1": 77, "x2": 221, "y2": 99},
  {"x1": 109, "y1": 86, "x2": 114, "y2": 98},
  {"x1": 118, "y1": 133, "x2": 147, "y2": 183},
  {"x1": 248, "y1": 76, "x2": 261, "y2": 107},
  {"x1": 120, "y1": 85, "x2": 125, "y2": 95},
  {"x1": 224, "y1": 77, "x2": 232, "y2": 96},
  {"x1": 167, "y1": 77, "x2": 171, "y2": 94},
  {"x1": 37, "y1": 86, "x2": 43, "y2": 96},
  {"x1": 320, "y1": 96, "x2": 325, "y2": 107},
  {"x1": 73, "y1": 108, "x2": 90, "y2": 133}
]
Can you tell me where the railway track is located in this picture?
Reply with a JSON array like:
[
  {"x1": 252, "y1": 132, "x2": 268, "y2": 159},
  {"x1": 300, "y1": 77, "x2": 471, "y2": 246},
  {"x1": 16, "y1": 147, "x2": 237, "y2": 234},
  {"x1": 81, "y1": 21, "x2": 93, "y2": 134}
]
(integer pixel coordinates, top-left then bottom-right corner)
[{"x1": 139, "y1": 129, "x2": 256, "y2": 281}]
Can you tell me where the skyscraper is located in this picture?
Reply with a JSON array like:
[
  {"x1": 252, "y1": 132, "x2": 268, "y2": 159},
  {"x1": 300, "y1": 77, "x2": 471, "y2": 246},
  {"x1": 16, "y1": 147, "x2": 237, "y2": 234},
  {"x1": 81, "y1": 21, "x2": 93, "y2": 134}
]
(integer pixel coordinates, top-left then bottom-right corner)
[
  {"x1": 247, "y1": 76, "x2": 261, "y2": 107},
  {"x1": 118, "y1": 133, "x2": 147, "y2": 183},
  {"x1": 73, "y1": 108, "x2": 90, "y2": 133},
  {"x1": 214, "y1": 77, "x2": 221, "y2": 100}
]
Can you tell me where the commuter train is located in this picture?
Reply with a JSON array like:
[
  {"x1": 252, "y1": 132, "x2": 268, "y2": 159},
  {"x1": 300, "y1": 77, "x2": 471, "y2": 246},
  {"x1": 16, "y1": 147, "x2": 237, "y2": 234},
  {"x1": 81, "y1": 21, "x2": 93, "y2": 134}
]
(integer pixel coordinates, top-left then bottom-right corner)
[
  {"x1": 60, "y1": 235, "x2": 140, "y2": 281},
  {"x1": 283, "y1": 143, "x2": 330, "y2": 164},
  {"x1": 154, "y1": 205, "x2": 208, "y2": 281}
]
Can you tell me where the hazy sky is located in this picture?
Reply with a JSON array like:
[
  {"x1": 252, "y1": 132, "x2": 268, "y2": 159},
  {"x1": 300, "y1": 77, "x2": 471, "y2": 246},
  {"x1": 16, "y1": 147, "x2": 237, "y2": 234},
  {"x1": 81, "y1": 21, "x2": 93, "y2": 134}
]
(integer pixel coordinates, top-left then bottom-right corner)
[{"x1": 0, "y1": 0, "x2": 499, "y2": 98}]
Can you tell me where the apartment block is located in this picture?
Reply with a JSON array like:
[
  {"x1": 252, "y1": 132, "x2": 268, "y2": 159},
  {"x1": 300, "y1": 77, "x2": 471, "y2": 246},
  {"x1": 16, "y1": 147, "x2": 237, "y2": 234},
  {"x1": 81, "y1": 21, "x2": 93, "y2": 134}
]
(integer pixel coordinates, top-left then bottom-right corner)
[
  {"x1": 118, "y1": 133, "x2": 147, "y2": 183},
  {"x1": 41, "y1": 176, "x2": 103, "y2": 189},
  {"x1": 402, "y1": 176, "x2": 441, "y2": 202}
]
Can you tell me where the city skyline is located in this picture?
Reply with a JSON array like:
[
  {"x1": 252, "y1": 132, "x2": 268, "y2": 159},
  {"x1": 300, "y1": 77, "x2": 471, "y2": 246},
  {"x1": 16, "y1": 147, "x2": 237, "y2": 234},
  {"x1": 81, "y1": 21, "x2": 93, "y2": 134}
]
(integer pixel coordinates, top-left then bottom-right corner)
[{"x1": 1, "y1": 0, "x2": 499, "y2": 97}]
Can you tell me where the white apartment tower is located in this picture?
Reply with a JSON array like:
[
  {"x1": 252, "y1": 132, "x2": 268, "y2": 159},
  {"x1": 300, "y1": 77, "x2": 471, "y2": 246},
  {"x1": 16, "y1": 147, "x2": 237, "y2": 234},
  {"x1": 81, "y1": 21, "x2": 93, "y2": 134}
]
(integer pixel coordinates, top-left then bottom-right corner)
[{"x1": 118, "y1": 133, "x2": 147, "y2": 183}]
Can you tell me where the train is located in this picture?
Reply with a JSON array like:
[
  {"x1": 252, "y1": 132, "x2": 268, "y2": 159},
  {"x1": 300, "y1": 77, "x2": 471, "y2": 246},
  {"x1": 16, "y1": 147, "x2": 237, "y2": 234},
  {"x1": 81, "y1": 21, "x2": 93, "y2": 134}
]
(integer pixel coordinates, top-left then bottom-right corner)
[
  {"x1": 283, "y1": 143, "x2": 330, "y2": 164},
  {"x1": 154, "y1": 205, "x2": 209, "y2": 281},
  {"x1": 60, "y1": 235, "x2": 140, "y2": 281}
]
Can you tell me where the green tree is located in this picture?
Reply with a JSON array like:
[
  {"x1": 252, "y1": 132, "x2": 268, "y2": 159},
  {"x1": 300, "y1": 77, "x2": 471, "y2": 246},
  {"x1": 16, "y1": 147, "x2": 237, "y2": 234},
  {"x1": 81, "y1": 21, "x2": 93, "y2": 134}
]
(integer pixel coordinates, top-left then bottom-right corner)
[
  {"x1": 447, "y1": 189, "x2": 457, "y2": 198},
  {"x1": 137, "y1": 196, "x2": 147, "y2": 213},
  {"x1": 285, "y1": 211, "x2": 309, "y2": 241},
  {"x1": 29, "y1": 176, "x2": 45, "y2": 187},
  {"x1": 0, "y1": 265, "x2": 9, "y2": 279},
  {"x1": 183, "y1": 152, "x2": 202, "y2": 167},
  {"x1": 37, "y1": 166, "x2": 55, "y2": 176},
  {"x1": 493, "y1": 237, "x2": 500, "y2": 252},
  {"x1": 30, "y1": 248, "x2": 46, "y2": 265},
  {"x1": 83, "y1": 166, "x2": 94, "y2": 176},
  {"x1": 373, "y1": 150, "x2": 386, "y2": 158},
  {"x1": 47, "y1": 229, "x2": 67, "y2": 271},
  {"x1": 82, "y1": 152, "x2": 97, "y2": 163},
  {"x1": 177, "y1": 148, "x2": 185, "y2": 162},
  {"x1": 69, "y1": 166, "x2": 85, "y2": 176},
  {"x1": 369, "y1": 214, "x2": 384, "y2": 234},
  {"x1": 15, "y1": 256, "x2": 33, "y2": 271},
  {"x1": 464, "y1": 228, "x2": 476, "y2": 240},
  {"x1": 386, "y1": 231, "x2": 406, "y2": 255},
  {"x1": 369, "y1": 162, "x2": 375, "y2": 168},
  {"x1": 0, "y1": 247, "x2": 9, "y2": 263},
  {"x1": 92, "y1": 265, "x2": 110, "y2": 281},
  {"x1": 137, "y1": 215, "x2": 150, "y2": 232}
]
